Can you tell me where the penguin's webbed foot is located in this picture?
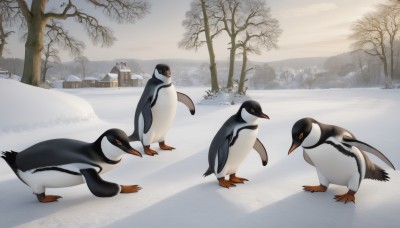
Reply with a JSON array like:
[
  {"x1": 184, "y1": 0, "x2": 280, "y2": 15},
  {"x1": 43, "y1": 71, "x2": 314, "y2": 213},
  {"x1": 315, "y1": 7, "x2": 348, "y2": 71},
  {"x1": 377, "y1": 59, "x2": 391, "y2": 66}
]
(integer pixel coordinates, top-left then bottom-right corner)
[
  {"x1": 144, "y1": 146, "x2": 158, "y2": 156},
  {"x1": 159, "y1": 141, "x2": 175, "y2": 150},
  {"x1": 36, "y1": 193, "x2": 62, "y2": 203},
  {"x1": 229, "y1": 174, "x2": 249, "y2": 184},
  {"x1": 218, "y1": 177, "x2": 236, "y2": 188},
  {"x1": 334, "y1": 191, "x2": 355, "y2": 204},
  {"x1": 303, "y1": 184, "x2": 327, "y2": 193},
  {"x1": 120, "y1": 185, "x2": 142, "y2": 193}
]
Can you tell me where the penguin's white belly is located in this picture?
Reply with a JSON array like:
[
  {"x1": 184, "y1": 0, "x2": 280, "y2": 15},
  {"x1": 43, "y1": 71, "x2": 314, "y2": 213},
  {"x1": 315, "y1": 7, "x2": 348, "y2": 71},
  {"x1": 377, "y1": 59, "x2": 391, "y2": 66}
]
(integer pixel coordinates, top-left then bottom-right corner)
[
  {"x1": 220, "y1": 129, "x2": 258, "y2": 176},
  {"x1": 145, "y1": 85, "x2": 177, "y2": 143},
  {"x1": 305, "y1": 143, "x2": 360, "y2": 186},
  {"x1": 18, "y1": 163, "x2": 100, "y2": 194}
]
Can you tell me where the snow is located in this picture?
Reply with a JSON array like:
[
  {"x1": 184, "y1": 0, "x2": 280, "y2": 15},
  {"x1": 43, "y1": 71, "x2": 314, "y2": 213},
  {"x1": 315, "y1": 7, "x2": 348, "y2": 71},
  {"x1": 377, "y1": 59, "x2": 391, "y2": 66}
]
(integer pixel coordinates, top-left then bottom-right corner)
[
  {"x1": 83, "y1": 77, "x2": 98, "y2": 81},
  {"x1": 101, "y1": 73, "x2": 118, "y2": 81},
  {"x1": 66, "y1": 75, "x2": 82, "y2": 82},
  {"x1": 199, "y1": 90, "x2": 252, "y2": 105},
  {"x1": 131, "y1": 74, "x2": 143, "y2": 80},
  {"x1": 0, "y1": 79, "x2": 400, "y2": 227},
  {"x1": 0, "y1": 74, "x2": 21, "y2": 81},
  {"x1": 0, "y1": 80, "x2": 98, "y2": 133},
  {"x1": 51, "y1": 80, "x2": 64, "y2": 88}
]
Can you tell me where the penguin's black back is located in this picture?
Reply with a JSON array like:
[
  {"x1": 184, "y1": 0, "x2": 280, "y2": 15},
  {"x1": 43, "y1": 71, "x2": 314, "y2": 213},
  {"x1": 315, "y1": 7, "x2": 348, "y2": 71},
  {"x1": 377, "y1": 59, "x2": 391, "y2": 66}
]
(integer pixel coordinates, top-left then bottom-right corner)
[
  {"x1": 305, "y1": 120, "x2": 355, "y2": 149},
  {"x1": 129, "y1": 75, "x2": 169, "y2": 141},
  {"x1": 311, "y1": 119, "x2": 390, "y2": 182},
  {"x1": 15, "y1": 138, "x2": 104, "y2": 172},
  {"x1": 204, "y1": 114, "x2": 247, "y2": 176}
]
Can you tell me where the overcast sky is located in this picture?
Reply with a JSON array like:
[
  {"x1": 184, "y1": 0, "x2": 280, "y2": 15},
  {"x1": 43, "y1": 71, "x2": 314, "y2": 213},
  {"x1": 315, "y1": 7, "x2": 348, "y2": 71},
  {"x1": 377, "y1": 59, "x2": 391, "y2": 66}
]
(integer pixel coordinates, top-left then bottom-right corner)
[{"x1": 3, "y1": 0, "x2": 387, "y2": 62}]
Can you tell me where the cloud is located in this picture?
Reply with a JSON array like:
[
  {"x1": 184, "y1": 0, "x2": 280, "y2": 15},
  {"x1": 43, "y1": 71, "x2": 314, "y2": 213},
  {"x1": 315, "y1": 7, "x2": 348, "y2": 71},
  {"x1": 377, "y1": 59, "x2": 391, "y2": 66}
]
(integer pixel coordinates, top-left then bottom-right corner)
[{"x1": 279, "y1": 2, "x2": 338, "y2": 18}]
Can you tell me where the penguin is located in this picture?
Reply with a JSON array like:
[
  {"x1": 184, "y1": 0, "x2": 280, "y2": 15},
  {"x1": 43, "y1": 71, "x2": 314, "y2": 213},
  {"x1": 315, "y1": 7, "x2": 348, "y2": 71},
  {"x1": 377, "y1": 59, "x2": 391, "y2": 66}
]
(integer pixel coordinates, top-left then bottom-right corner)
[
  {"x1": 203, "y1": 100, "x2": 269, "y2": 188},
  {"x1": 129, "y1": 63, "x2": 195, "y2": 156},
  {"x1": 1, "y1": 128, "x2": 143, "y2": 203},
  {"x1": 288, "y1": 118, "x2": 396, "y2": 203}
]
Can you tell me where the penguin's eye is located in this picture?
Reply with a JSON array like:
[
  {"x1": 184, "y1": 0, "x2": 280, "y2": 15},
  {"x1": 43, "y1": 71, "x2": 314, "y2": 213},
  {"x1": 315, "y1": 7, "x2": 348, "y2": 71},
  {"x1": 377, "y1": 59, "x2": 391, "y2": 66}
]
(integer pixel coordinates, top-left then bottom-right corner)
[
  {"x1": 250, "y1": 108, "x2": 255, "y2": 113},
  {"x1": 115, "y1": 139, "x2": 123, "y2": 146},
  {"x1": 299, "y1": 133, "x2": 304, "y2": 140}
]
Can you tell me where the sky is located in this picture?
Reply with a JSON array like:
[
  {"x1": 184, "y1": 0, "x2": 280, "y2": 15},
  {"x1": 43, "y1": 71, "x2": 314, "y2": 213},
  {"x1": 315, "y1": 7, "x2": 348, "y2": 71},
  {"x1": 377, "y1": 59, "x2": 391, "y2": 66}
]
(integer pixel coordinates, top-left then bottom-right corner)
[{"x1": 3, "y1": 0, "x2": 388, "y2": 63}]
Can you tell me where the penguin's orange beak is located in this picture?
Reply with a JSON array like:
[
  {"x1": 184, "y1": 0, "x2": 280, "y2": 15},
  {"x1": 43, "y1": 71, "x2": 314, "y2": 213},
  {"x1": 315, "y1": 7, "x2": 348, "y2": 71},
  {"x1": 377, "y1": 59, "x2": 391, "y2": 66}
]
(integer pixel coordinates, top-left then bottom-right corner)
[
  {"x1": 288, "y1": 142, "x2": 300, "y2": 155},
  {"x1": 128, "y1": 149, "x2": 142, "y2": 157},
  {"x1": 261, "y1": 114, "x2": 270, "y2": 119}
]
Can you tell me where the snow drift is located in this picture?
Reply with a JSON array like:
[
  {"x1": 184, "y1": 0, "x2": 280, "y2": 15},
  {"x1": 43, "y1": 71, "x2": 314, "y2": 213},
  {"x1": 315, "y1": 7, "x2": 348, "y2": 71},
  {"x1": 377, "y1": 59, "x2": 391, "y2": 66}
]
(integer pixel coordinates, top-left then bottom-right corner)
[{"x1": 0, "y1": 79, "x2": 98, "y2": 133}]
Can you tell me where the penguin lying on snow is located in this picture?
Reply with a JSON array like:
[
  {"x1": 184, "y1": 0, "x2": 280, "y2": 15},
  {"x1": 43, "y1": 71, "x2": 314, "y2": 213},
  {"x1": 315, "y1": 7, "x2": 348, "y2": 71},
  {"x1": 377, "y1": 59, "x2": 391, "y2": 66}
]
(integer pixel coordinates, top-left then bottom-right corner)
[
  {"x1": 1, "y1": 129, "x2": 143, "y2": 203},
  {"x1": 129, "y1": 64, "x2": 195, "y2": 156},
  {"x1": 204, "y1": 100, "x2": 269, "y2": 188},
  {"x1": 288, "y1": 118, "x2": 396, "y2": 203}
]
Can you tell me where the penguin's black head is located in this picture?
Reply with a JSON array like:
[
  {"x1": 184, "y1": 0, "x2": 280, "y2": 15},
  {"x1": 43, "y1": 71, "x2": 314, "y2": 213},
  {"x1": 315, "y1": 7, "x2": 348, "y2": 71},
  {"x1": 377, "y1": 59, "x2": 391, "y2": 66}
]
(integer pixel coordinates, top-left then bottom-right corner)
[
  {"x1": 154, "y1": 64, "x2": 171, "y2": 78},
  {"x1": 238, "y1": 100, "x2": 270, "y2": 121},
  {"x1": 288, "y1": 118, "x2": 315, "y2": 155},
  {"x1": 103, "y1": 129, "x2": 142, "y2": 157}
]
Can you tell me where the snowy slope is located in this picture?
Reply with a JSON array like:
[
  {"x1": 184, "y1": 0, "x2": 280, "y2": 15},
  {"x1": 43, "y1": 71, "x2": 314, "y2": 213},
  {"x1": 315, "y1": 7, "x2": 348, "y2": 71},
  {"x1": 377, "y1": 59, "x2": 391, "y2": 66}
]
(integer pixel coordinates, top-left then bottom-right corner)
[{"x1": 0, "y1": 80, "x2": 399, "y2": 227}]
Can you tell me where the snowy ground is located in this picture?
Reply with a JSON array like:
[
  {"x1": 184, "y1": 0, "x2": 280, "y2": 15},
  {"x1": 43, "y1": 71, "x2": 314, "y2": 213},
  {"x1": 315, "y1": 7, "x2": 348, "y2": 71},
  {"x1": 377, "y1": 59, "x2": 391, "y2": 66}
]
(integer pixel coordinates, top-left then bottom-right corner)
[{"x1": 1, "y1": 79, "x2": 400, "y2": 227}]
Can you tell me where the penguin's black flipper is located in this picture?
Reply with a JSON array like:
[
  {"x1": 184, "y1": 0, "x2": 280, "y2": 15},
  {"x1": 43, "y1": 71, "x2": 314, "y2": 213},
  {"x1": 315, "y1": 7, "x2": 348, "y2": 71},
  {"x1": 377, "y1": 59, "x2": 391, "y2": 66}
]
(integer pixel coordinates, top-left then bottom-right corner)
[
  {"x1": 80, "y1": 169, "x2": 120, "y2": 197},
  {"x1": 177, "y1": 92, "x2": 195, "y2": 115},
  {"x1": 253, "y1": 138, "x2": 268, "y2": 166},
  {"x1": 343, "y1": 136, "x2": 396, "y2": 170},
  {"x1": 216, "y1": 136, "x2": 230, "y2": 174},
  {"x1": 142, "y1": 98, "x2": 153, "y2": 134},
  {"x1": 303, "y1": 150, "x2": 315, "y2": 166}
]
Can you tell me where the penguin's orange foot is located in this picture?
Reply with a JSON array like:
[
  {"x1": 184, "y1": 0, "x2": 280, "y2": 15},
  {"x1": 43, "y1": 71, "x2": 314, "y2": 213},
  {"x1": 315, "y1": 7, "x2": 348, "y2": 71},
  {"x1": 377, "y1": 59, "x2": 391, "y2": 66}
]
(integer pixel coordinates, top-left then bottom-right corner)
[
  {"x1": 229, "y1": 174, "x2": 249, "y2": 184},
  {"x1": 121, "y1": 185, "x2": 142, "y2": 193},
  {"x1": 144, "y1": 147, "x2": 158, "y2": 156},
  {"x1": 36, "y1": 193, "x2": 62, "y2": 203},
  {"x1": 334, "y1": 192, "x2": 355, "y2": 204},
  {"x1": 218, "y1": 178, "x2": 236, "y2": 188},
  {"x1": 303, "y1": 184, "x2": 327, "y2": 193},
  {"x1": 159, "y1": 141, "x2": 175, "y2": 150}
]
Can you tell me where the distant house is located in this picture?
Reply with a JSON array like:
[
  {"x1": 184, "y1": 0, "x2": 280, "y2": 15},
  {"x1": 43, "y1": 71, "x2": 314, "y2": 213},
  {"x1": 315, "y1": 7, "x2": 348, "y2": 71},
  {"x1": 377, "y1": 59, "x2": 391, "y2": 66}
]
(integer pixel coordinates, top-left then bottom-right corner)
[
  {"x1": 110, "y1": 64, "x2": 120, "y2": 74},
  {"x1": 82, "y1": 77, "x2": 98, "y2": 87},
  {"x1": 96, "y1": 73, "x2": 118, "y2": 87},
  {"x1": 63, "y1": 75, "x2": 82, "y2": 88},
  {"x1": 62, "y1": 62, "x2": 143, "y2": 89},
  {"x1": 131, "y1": 74, "x2": 144, "y2": 87}
]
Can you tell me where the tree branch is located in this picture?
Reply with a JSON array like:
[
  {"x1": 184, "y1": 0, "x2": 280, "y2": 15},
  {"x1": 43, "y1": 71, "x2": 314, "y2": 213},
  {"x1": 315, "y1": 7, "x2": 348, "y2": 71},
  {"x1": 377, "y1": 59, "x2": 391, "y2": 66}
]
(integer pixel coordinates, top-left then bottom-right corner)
[
  {"x1": 45, "y1": 0, "x2": 78, "y2": 20},
  {"x1": 16, "y1": 0, "x2": 31, "y2": 22},
  {"x1": 45, "y1": 21, "x2": 85, "y2": 57}
]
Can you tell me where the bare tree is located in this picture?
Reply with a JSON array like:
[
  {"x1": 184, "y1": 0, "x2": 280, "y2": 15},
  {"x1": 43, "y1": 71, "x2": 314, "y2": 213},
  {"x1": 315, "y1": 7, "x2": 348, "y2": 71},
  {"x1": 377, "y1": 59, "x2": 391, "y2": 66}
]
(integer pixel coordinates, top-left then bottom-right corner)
[
  {"x1": 42, "y1": 37, "x2": 61, "y2": 83},
  {"x1": 214, "y1": 0, "x2": 280, "y2": 90},
  {"x1": 10, "y1": 0, "x2": 149, "y2": 86},
  {"x1": 379, "y1": 1, "x2": 400, "y2": 87},
  {"x1": 350, "y1": 11, "x2": 393, "y2": 88},
  {"x1": 236, "y1": 0, "x2": 281, "y2": 93},
  {"x1": 42, "y1": 21, "x2": 85, "y2": 83},
  {"x1": 0, "y1": 0, "x2": 21, "y2": 67},
  {"x1": 179, "y1": 0, "x2": 223, "y2": 92},
  {"x1": 0, "y1": 17, "x2": 13, "y2": 67},
  {"x1": 216, "y1": 0, "x2": 241, "y2": 90}
]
